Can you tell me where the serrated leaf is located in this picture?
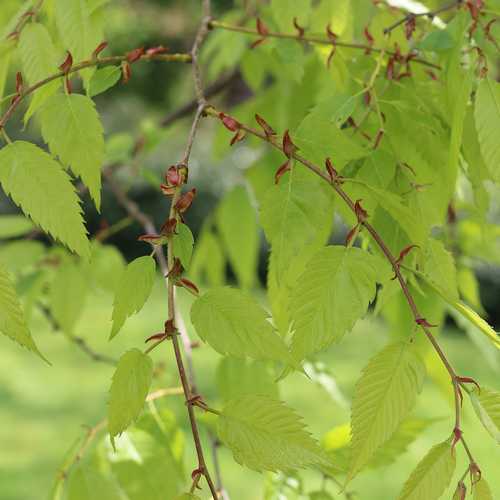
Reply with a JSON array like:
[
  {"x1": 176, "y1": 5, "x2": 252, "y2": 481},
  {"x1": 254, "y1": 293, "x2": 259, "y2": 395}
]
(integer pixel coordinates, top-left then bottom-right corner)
[
  {"x1": 87, "y1": 66, "x2": 121, "y2": 97},
  {"x1": 470, "y1": 386, "x2": 500, "y2": 443},
  {"x1": 347, "y1": 342, "x2": 426, "y2": 482},
  {"x1": 0, "y1": 141, "x2": 90, "y2": 258},
  {"x1": 0, "y1": 262, "x2": 46, "y2": 360},
  {"x1": 108, "y1": 349, "x2": 153, "y2": 445},
  {"x1": 18, "y1": 22, "x2": 60, "y2": 123},
  {"x1": 87, "y1": 242, "x2": 126, "y2": 292},
  {"x1": 423, "y1": 239, "x2": 458, "y2": 301},
  {"x1": 190, "y1": 228, "x2": 225, "y2": 286},
  {"x1": 475, "y1": 78, "x2": 500, "y2": 182},
  {"x1": 0, "y1": 40, "x2": 14, "y2": 106},
  {"x1": 50, "y1": 261, "x2": 88, "y2": 334},
  {"x1": 218, "y1": 394, "x2": 328, "y2": 472},
  {"x1": 397, "y1": 440, "x2": 456, "y2": 500},
  {"x1": 290, "y1": 246, "x2": 391, "y2": 361},
  {"x1": 191, "y1": 287, "x2": 292, "y2": 364},
  {"x1": 473, "y1": 478, "x2": 493, "y2": 500},
  {"x1": 173, "y1": 223, "x2": 194, "y2": 270},
  {"x1": 110, "y1": 256, "x2": 156, "y2": 339},
  {"x1": 67, "y1": 464, "x2": 123, "y2": 500},
  {"x1": 40, "y1": 93, "x2": 104, "y2": 209},
  {"x1": 0, "y1": 215, "x2": 34, "y2": 238},
  {"x1": 216, "y1": 186, "x2": 258, "y2": 289}
]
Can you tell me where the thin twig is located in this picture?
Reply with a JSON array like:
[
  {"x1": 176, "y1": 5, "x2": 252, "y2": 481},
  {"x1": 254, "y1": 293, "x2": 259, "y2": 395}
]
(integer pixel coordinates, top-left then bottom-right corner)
[{"x1": 5, "y1": 0, "x2": 45, "y2": 40}]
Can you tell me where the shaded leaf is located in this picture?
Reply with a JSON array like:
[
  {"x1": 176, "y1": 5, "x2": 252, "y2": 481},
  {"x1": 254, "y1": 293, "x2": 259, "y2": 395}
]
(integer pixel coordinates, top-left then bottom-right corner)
[{"x1": 470, "y1": 386, "x2": 500, "y2": 443}]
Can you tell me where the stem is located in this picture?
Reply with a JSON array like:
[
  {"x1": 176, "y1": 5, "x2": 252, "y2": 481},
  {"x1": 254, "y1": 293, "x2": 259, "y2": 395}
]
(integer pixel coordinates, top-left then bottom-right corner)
[
  {"x1": 204, "y1": 105, "x2": 477, "y2": 466},
  {"x1": 209, "y1": 20, "x2": 441, "y2": 70}
]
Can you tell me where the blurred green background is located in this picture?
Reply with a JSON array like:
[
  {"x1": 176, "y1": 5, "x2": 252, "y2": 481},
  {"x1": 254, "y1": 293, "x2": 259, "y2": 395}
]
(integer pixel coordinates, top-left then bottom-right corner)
[{"x1": 0, "y1": 0, "x2": 499, "y2": 499}]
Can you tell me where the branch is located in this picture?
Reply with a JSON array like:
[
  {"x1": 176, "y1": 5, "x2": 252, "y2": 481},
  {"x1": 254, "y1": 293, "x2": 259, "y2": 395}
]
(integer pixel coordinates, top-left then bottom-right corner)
[
  {"x1": 205, "y1": 105, "x2": 478, "y2": 468},
  {"x1": 5, "y1": 0, "x2": 45, "y2": 41},
  {"x1": 209, "y1": 19, "x2": 441, "y2": 70},
  {"x1": 0, "y1": 51, "x2": 191, "y2": 132}
]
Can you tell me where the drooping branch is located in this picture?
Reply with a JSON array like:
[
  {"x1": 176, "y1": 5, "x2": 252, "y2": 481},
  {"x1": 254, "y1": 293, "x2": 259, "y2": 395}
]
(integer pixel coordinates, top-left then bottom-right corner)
[
  {"x1": 204, "y1": 105, "x2": 478, "y2": 468},
  {"x1": 208, "y1": 19, "x2": 441, "y2": 70}
]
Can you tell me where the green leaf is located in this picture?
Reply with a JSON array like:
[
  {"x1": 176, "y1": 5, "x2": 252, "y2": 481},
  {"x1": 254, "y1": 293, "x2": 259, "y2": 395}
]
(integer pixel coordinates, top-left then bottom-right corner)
[
  {"x1": 0, "y1": 40, "x2": 14, "y2": 106},
  {"x1": 87, "y1": 66, "x2": 121, "y2": 97},
  {"x1": 309, "y1": 492, "x2": 334, "y2": 500},
  {"x1": 175, "y1": 495, "x2": 200, "y2": 500},
  {"x1": 422, "y1": 239, "x2": 458, "y2": 302},
  {"x1": 40, "y1": 93, "x2": 104, "y2": 209},
  {"x1": 475, "y1": 78, "x2": 500, "y2": 182},
  {"x1": 0, "y1": 262, "x2": 46, "y2": 361},
  {"x1": 108, "y1": 349, "x2": 153, "y2": 446},
  {"x1": 0, "y1": 141, "x2": 90, "y2": 258},
  {"x1": 110, "y1": 256, "x2": 156, "y2": 339},
  {"x1": 173, "y1": 223, "x2": 194, "y2": 270},
  {"x1": 190, "y1": 228, "x2": 225, "y2": 286},
  {"x1": 216, "y1": 186, "x2": 258, "y2": 288},
  {"x1": 218, "y1": 394, "x2": 328, "y2": 472},
  {"x1": 0, "y1": 215, "x2": 34, "y2": 238},
  {"x1": 50, "y1": 261, "x2": 88, "y2": 334},
  {"x1": 87, "y1": 242, "x2": 126, "y2": 292},
  {"x1": 417, "y1": 30, "x2": 455, "y2": 52},
  {"x1": 473, "y1": 478, "x2": 493, "y2": 500},
  {"x1": 290, "y1": 246, "x2": 391, "y2": 361},
  {"x1": 67, "y1": 464, "x2": 123, "y2": 500},
  {"x1": 191, "y1": 287, "x2": 292, "y2": 364},
  {"x1": 470, "y1": 386, "x2": 500, "y2": 444},
  {"x1": 347, "y1": 342, "x2": 426, "y2": 482},
  {"x1": 397, "y1": 440, "x2": 456, "y2": 500},
  {"x1": 18, "y1": 22, "x2": 60, "y2": 123},
  {"x1": 271, "y1": 0, "x2": 311, "y2": 32}
]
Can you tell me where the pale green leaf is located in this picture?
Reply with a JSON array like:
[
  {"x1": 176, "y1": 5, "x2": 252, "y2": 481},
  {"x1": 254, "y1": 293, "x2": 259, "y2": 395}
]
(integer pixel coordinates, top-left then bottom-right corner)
[
  {"x1": 191, "y1": 287, "x2": 292, "y2": 364},
  {"x1": 290, "y1": 246, "x2": 391, "y2": 361},
  {"x1": 216, "y1": 186, "x2": 258, "y2": 288},
  {"x1": 0, "y1": 262, "x2": 45, "y2": 360},
  {"x1": 173, "y1": 223, "x2": 194, "y2": 270},
  {"x1": 271, "y1": 0, "x2": 311, "y2": 32},
  {"x1": 18, "y1": 22, "x2": 61, "y2": 123},
  {"x1": 309, "y1": 492, "x2": 334, "y2": 500},
  {"x1": 218, "y1": 394, "x2": 328, "y2": 472},
  {"x1": 50, "y1": 261, "x2": 88, "y2": 334},
  {"x1": 110, "y1": 256, "x2": 156, "y2": 339},
  {"x1": 475, "y1": 78, "x2": 500, "y2": 182},
  {"x1": 175, "y1": 495, "x2": 200, "y2": 500},
  {"x1": 0, "y1": 40, "x2": 15, "y2": 106},
  {"x1": 473, "y1": 478, "x2": 493, "y2": 500},
  {"x1": 397, "y1": 440, "x2": 456, "y2": 500},
  {"x1": 470, "y1": 386, "x2": 500, "y2": 444},
  {"x1": 347, "y1": 342, "x2": 426, "y2": 482},
  {"x1": 189, "y1": 228, "x2": 225, "y2": 286},
  {"x1": 108, "y1": 349, "x2": 153, "y2": 445},
  {"x1": 67, "y1": 464, "x2": 123, "y2": 500},
  {"x1": 0, "y1": 141, "x2": 90, "y2": 258},
  {"x1": 0, "y1": 215, "x2": 34, "y2": 238},
  {"x1": 422, "y1": 239, "x2": 458, "y2": 302},
  {"x1": 87, "y1": 66, "x2": 121, "y2": 97},
  {"x1": 40, "y1": 93, "x2": 104, "y2": 209},
  {"x1": 87, "y1": 242, "x2": 126, "y2": 292}
]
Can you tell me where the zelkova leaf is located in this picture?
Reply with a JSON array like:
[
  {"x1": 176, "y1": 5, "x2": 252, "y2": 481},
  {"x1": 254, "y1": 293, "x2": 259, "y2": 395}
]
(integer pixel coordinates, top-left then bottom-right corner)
[
  {"x1": 110, "y1": 256, "x2": 156, "y2": 339},
  {"x1": 40, "y1": 93, "x2": 105, "y2": 209},
  {"x1": 290, "y1": 246, "x2": 391, "y2": 362},
  {"x1": 18, "y1": 23, "x2": 60, "y2": 123},
  {"x1": 397, "y1": 440, "x2": 456, "y2": 500},
  {"x1": 217, "y1": 395, "x2": 329, "y2": 472},
  {"x1": 347, "y1": 342, "x2": 426, "y2": 482},
  {"x1": 0, "y1": 142, "x2": 90, "y2": 258},
  {"x1": 108, "y1": 349, "x2": 153, "y2": 446},
  {"x1": 473, "y1": 478, "x2": 494, "y2": 500},
  {"x1": 0, "y1": 215, "x2": 34, "y2": 239},
  {"x1": 67, "y1": 464, "x2": 123, "y2": 500},
  {"x1": 87, "y1": 66, "x2": 121, "y2": 97},
  {"x1": 173, "y1": 223, "x2": 194, "y2": 270},
  {"x1": 475, "y1": 78, "x2": 500, "y2": 182},
  {"x1": 0, "y1": 262, "x2": 45, "y2": 360},
  {"x1": 470, "y1": 386, "x2": 500, "y2": 444},
  {"x1": 191, "y1": 287, "x2": 293, "y2": 364}
]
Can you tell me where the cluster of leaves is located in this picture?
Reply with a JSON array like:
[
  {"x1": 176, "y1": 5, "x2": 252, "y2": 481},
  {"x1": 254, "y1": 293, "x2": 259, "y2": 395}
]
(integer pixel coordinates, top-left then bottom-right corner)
[{"x1": 1, "y1": 0, "x2": 500, "y2": 499}]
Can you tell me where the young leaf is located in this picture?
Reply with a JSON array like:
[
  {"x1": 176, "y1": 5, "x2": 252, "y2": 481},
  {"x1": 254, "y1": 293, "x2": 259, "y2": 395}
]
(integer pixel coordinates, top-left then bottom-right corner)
[
  {"x1": 87, "y1": 66, "x2": 121, "y2": 97},
  {"x1": 469, "y1": 386, "x2": 500, "y2": 443},
  {"x1": 0, "y1": 215, "x2": 34, "y2": 238},
  {"x1": 50, "y1": 261, "x2": 88, "y2": 334},
  {"x1": 110, "y1": 256, "x2": 156, "y2": 339},
  {"x1": 475, "y1": 78, "x2": 500, "y2": 182},
  {"x1": 217, "y1": 394, "x2": 328, "y2": 472},
  {"x1": 18, "y1": 23, "x2": 60, "y2": 123},
  {"x1": 397, "y1": 440, "x2": 456, "y2": 500},
  {"x1": 190, "y1": 228, "x2": 225, "y2": 286},
  {"x1": 0, "y1": 262, "x2": 46, "y2": 361},
  {"x1": 108, "y1": 349, "x2": 153, "y2": 446},
  {"x1": 67, "y1": 464, "x2": 123, "y2": 500},
  {"x1": 423, "y1": 239, "x2": 459, "y2": 302},
  {"x1": 290, "y1": 246, "x2": 391, "y2": 361},
  {"x1": 173, "y1": 223, "x2": 194, "y2": 270},
  {"x1": 347, "y1": 342, "x2": 426, "y2": 482},
  {"x1": 473, "y1": 478, "x2": 493, "y2": 500},
  {"x1": 0, "y1": 141, "x2": 90, "y2": 258},
  {"x1": 191, "y1": 287, "x2": 292, "y2": 364},
  {"x1": 216, "y1": 186, "x2": 258, "y2": 289},
  {"x1": 40, "y1": 93, "x2": 105, "y2": 209}
]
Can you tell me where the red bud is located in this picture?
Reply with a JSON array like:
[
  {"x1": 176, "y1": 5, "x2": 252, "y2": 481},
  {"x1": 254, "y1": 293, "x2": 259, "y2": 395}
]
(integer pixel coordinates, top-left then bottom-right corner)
[
  {"x1": 345, "y1": 225, "x2": 359, "y2": 246},
  {"x1": 167, "y1": 258, "x2": 183, "y2": 279},
  {"x1": 404, "y1": 15, "x2": 416, "y2": 40},
  {"x1": 293, "y1": 17, "x2": 305, "y2": 37},
  {"x1": 160, "y1": 184, "x2": 177, "y2": 196},
  {"x1": 121, "y1": 61, "x2": 132, "y2": 83},
  {"x1": 127, "y1": 47, "x2": 145, "y2": 63},
  {"x1": 146, "y1": 45, "x2": 169, "y2": 56},
  {"x1": 451, "y1": 427, "x2": 462, "y2": 453},
  {"x1": 160, "y1": 218, "x2": 178, "y2": 236},
  {"x1": 166, "y1": 166, "x2": 182, "y2": 187},
  {"x1": 453, "y1": 481, "x2": 466, "y2": 500},
  {"x1": 256, "y1": 18, "x2": 269, "y2": 36},
  {"x1": 255, "y1": 114, "x2": 276, "y2": 139},
  {"x1": 164, "y1": 318, "x2": 177, "y2": 335},
  {"x1": 373, "y1": 129, "x2": 384, "y2": 150},
  {"x1": 386, "y1": 56, "x2": 395, "y2": 80},
  {"x1": 59, "y1": 51, "x2": 73, "y2": 74},
  {"x1": 395, "y1": 244, "x2": 419, "y2": 265},
  {"x1": 354, "y1": 199, "x2": 368, "y2": 222},
  {"x1": 92, "y1": 41, "x2": 108, "y2": 58},
  {"x1": 15, "y1": 72, "x2": 23, "y2": 94},
  {"x1": 363, "y1": 26, "x2": 374, "y2": 54},
  {"x1": 282, "y1": 130, "x2": 298, "y2": 158},
  {"x1": 176, "y1": 277, "x2": 199, "y2": 296},
  {"x1": 219, "y1": 112, "x2": 240, "y2": 132},
  {"x1": 325, "y1": 157, "x2": 338, "y2": 183},
  {"x1": 175, "y1": 188, "x2": 197, "y2": 213},
  {"x1": 274, "y1": 160, "x2": 291, "y2": 184},
  {"x1": 250, "y1": 38, "x2": 266, "y2": 49},
  {"x1": 326, "y1": 24, "x2": 338, "y2": 42},
  {"x1": 138, "y1": 233, "x2": 168, "y2": 245},
  {"x1": 230, "y1": 129, "x2": 246, "y2": 146},
  {"x1": 327, "y1": 46, "x2": 337, "y2": 67},
  {"x1": 456, "y1": 376, "x2": 481, "y2": 393},
  {"x1": 469, "y1": 463, "x2": 481, "y2": 484},
  {"x1": 415, "y1": 317, "x2": 438, "y2": 328},
  {"x1": 145, "y1": 332, "x2": 167, "y2": 343}
]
